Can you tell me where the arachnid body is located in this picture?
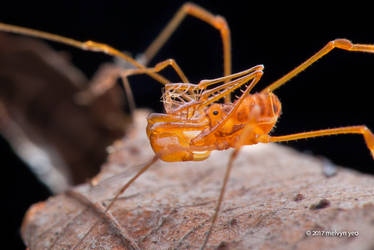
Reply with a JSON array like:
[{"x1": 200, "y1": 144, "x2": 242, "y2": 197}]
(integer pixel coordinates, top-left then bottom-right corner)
[
  {"x1": 1, "y1": 2, "x2": 374, "y2": 249},
  {"x1": 147, "y1": 65, "x2": 281, "y2": 162}
]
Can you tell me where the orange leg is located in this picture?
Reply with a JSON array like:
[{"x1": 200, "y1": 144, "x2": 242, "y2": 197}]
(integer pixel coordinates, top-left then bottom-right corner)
[
  {"x1": 143, "y1": 3, "x2": 231, "y2": 74},
  {"x1": 104, "y1": 155, "x2": 159, "y2": 213},
  {"x1": 76, "y1": 58, "x2": 189, "y2": 109},
  {"x1": 0, "y1": 22, "x2": 171, "y2": 85},
  {"x1": 262, "y1": 39, "x2": 374, "y2": 93},
  {"x1": 201, "y1": 121, "x2": 258, "y2": 249},
  {"x1": 201, "y1": 148, "x2": 239, "y2": 249},
  {"x1": 154, "y1": 59, "x2": 189, "y2": 83},
  {"x1": 74, "y1": 63, "x2": 136, "y2": 111},
  {"x1": 1, "y1": 3, "x2": 231, "y2": 98},
  {"x1": 74, "y1": 155, "x2": 159, "y2": 249},
  {"x1": 142, "y1": 3, "x2": 232, "y2": 103},
  {"x1": 257, "y1": 125, "x2": 374, "y2": 158},
  {"x1": 200, "y1": 123, "x2": 374, "y2": 248}
]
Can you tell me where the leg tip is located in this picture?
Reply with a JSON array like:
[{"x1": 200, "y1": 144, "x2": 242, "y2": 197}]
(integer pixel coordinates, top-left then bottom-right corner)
[{"x1": 370, "y1": 149, "x2": 374, "y2": 160}]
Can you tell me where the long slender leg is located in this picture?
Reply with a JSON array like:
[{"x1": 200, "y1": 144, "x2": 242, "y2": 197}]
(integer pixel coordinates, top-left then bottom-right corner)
[
  {"x1": 121, "y1": 76, "x2": 136, "y2": 114},
  {"x1": 76, "y1": 58, "x2": 189, "y2": 105},
  {"x1": 143, "y1": 3, "x2": 231, "y2": 74},
  {"x1": 257, "y1": 125, "x2": 374, "y2": 158},
  {"x1": 262, "y1": 39, "x2": 374, "y2": 93},
  {"x1": 0, "y1": 22, "x2": 169, "y2": 85},
  {"x1": 200, "y1": 148, "x2": 239, "y2": 249},
  {"x1": 75, "y1": 63, "x2": 131, "y2": 105},
  {"x1": 1, "y1": 3, "x2": 231, "y2": 98},
  {"x1": 1, "y1": 3, "x2": 231, "y2": 94},
  {"x1": 200, "y1": 121, "x2": 257, "y2": 249},
  {"x1": 104, "y1": 155, "x2": 159, "y2": 213},
  {"x1": 200, "y1": 124, "x2": 374, "y2": 249},
  {"x1": 153, "y1": 58, "x2": 189, "y2": 83},
  {"x1": 73, "y1": 155, "x2": 159, "y2": 249}
]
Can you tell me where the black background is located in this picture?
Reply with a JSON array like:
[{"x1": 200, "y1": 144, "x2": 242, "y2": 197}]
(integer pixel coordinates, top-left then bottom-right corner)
[{"x1": 1, "y1": 1, "x2": 374, "y2": 248}]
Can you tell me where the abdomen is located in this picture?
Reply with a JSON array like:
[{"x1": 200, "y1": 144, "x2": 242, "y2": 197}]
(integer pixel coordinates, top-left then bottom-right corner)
[{"x1": 236, "y1": 92, "x2": 281, "y2": 134}]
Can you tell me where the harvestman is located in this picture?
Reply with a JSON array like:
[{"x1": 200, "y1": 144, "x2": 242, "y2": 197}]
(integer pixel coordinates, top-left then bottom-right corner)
[{"x1": 1, "y1": 3, "x2": 374, "y2": 249}]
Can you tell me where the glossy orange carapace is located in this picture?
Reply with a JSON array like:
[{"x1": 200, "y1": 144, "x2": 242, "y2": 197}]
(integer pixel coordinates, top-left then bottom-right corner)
[{"x1": 146, "y1": 65, "x2": 282, "y2": 162}]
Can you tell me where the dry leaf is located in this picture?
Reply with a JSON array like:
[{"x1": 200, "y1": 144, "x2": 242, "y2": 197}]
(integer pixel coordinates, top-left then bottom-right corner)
[
  {"x1": 22, "y1": 110, "x2": 374, "y2": 249},
  {"x1": 0, "y1": 33, "x2": 127, "y2": 191}
]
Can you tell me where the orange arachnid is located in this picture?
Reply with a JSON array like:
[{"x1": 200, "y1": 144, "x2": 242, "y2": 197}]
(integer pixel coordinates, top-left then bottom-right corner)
[{"x1": 1, "y1": 3, "x2": 374, "y2": 249}]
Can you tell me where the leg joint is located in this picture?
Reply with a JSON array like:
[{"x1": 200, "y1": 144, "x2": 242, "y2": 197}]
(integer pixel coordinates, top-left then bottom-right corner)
[
  {"x1": 331, "y1": 38, "x2": 353, "y2": 50},
  {"x1": 214, "y1": 16, "x2": 229, "y2": 31}
]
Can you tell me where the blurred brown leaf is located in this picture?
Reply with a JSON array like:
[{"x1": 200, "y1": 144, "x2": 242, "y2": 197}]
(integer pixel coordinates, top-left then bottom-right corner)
[
  {"x1": 21, "y1": 111, "x2": 374, "y2": 249},
  {"x1": 0, "y1": 33, "x2": 128, "y2": 191}
]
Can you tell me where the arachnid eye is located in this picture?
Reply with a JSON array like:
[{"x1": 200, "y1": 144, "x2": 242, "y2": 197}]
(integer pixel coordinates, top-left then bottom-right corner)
[{"x1": 213, "y1": 110, "x2": 219, "y2": 115}]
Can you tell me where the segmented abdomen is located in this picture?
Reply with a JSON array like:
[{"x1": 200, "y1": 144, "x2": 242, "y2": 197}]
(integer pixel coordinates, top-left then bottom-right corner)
[{"x1": 236, "y1": 92, "x2": 281, "y2": 133}]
